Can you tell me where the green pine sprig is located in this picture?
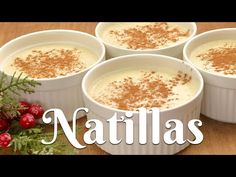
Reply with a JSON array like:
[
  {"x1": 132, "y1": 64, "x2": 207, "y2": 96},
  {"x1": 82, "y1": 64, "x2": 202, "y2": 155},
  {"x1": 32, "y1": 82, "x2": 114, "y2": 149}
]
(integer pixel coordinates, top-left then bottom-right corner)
[
  {"x1": 5, "y1": 120, "x2": 81, "y2": 155},
  {"x1": 10, "y1": 125, "x2": 68, "y2": 155},
  {"x1": 0, "y1": 72, "x2": 41, "y2": 119}
]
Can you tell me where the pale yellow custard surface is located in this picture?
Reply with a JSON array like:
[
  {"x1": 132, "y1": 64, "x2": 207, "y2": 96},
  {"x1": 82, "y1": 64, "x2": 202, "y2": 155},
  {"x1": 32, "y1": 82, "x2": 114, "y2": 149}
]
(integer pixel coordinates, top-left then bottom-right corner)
[
  {"x1": 89, "y1": 66, "x2": 199, "y2": 111},
  {"x1": 1, "y1": 43, "x2": 98, "y2": 79},
  {"x1": 100, "y1": 22, "x2": 190, "y2": 50},
  {"x1": 190, "y1": 40, "x2": 236, "y2": 76}
]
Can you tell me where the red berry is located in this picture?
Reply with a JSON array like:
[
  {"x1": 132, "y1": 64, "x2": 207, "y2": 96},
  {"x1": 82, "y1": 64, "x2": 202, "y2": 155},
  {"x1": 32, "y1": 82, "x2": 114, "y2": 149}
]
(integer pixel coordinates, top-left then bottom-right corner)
[
  {"x1": 28, "y1": 104, "x2": 44, "y2": 119},
  {"x1": 19, "y1": 113, "x2": 36, "y2": 129},
  {"x1": 0, "y1": 119, "x2": 10, "y2": 131},
  {"x1": 0, "y1": 133, "x2": 12, "y2": 148},
  {"x1": 18, "y1": 101, "x2": 30, "y2": 115}
]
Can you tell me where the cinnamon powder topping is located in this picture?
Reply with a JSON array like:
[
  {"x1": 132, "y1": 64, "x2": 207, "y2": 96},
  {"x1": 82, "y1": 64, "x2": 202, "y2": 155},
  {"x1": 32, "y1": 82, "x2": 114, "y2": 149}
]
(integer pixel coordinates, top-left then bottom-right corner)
[
  {"x1": 95, "y1": 71, "x2": 192, "y2": 111},
  {"x1": 197, "y1": 46, "x2": 236, "y2": 75},
  {"x1": 13, "y1": 48, "x2": 86, "y2": 78},
  {"x1": 109, "y1": 23, "x2": 189, "y2": 50}
]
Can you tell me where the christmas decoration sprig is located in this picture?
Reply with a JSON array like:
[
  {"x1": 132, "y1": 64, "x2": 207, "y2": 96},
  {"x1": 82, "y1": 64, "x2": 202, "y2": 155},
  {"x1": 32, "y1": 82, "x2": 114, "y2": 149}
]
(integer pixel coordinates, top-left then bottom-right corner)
[
  {"x1": 0, "y1": 72, "x2": 41, "y2": 119},
  {"x1": 0, "y1": 72, "x2": 79, "y2": 155},
  {"x1": 10, "y1": 124, "x2": 68, "y2": 155}
]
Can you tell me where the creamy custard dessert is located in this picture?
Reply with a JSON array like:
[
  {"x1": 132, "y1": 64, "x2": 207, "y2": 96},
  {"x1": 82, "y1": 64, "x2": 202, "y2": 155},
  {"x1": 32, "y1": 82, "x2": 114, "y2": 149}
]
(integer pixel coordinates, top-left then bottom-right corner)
[
  {"x1": 89, "y1": 67, "x2": 199, "y2": 111},
  {"x1": 190, "y1": 40, "x2": 236, "y2": 76},
  {"x1": 100, "y1": 22, "x2": 190, "y2": 50},
  {"x1": 2, "y1": 43, "x2": 98, "y2": 79}
]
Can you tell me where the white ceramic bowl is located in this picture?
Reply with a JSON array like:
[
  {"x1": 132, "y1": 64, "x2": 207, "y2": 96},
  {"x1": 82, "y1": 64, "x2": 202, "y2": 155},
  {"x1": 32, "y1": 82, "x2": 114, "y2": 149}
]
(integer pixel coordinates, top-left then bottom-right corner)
[
  {"x1": 0, "y1": 30, "x2": 105, "y2": 121},
  {"x1": 95, "y1": 22, "x2": 197, "y2": 59},
  {"x1": 82, "y1": 54, "x2": 204, "y2": 154},
  {"x1": 183, "y1": 28, "x2": 236, "y2": 123}
]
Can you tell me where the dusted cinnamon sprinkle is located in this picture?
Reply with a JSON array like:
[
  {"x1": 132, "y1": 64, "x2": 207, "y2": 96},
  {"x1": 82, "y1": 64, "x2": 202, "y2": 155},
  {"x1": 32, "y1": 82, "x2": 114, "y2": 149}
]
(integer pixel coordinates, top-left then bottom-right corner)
[
  {"x1": 197, "y1": 46, "x2": 236, "y2": 75},
  {"x1": 95, "y1": 71, "x2": 192, "y2": 111},
  {"x1": 13, "y1": 48, "x2": 86, "y2": 78},
  {"x1": 109, "y1": 23, "x2": 189, "y2": 50}
]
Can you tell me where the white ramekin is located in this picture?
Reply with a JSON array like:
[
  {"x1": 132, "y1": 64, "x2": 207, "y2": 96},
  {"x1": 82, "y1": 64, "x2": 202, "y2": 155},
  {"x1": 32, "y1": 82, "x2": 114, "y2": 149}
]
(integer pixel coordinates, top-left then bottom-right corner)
[
  {"x1": 82, "y1": 54, "x2": 204, "y2": 154},
  {"x1": 95, "y1": 22, "x2": 197, "y2": 59},
  {"x1": 183, "y1": 28, "x2": 236, "y2": 123},
  {"x1": 0, "y1": 30, "x2": 105, "y2": 121}
]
